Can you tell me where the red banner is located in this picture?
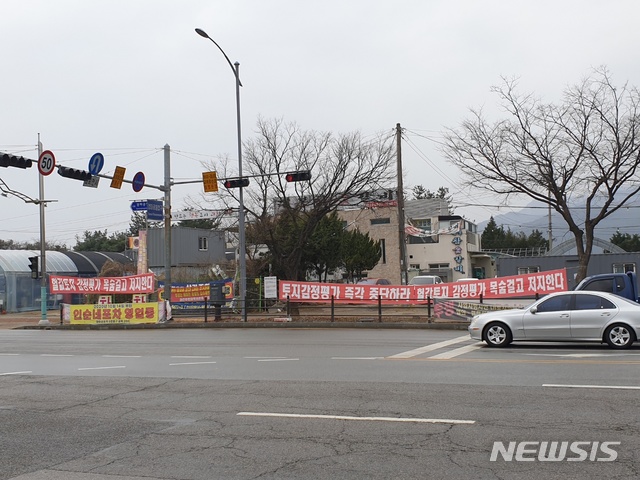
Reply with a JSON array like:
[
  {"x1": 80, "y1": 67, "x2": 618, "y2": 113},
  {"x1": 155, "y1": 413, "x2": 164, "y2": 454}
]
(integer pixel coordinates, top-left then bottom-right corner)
[
  {"x1": 279, "y1": 269, "x2": 568, "y2": 304},
  {"x1": 50, "y1": 273, "x2": 156, "y2": 294}
]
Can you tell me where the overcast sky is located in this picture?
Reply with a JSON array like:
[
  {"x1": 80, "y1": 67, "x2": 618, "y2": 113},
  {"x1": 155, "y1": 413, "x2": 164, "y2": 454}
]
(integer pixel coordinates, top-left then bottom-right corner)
[{"x1": 2, "y1": 0, "x2": 639, "y2": 247}]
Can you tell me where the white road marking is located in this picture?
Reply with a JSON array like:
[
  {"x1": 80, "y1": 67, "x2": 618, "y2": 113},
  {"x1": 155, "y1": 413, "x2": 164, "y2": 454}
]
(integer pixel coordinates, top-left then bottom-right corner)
[
  {"x1": 0, "y1": 371, "x2": 32, "y2": 376},
  {"x1": 171, "y1": 355, "x2": 212, "y2": 359},
  {"x1": 103, "y1": 355, "x2": 141, "y2": 358},
  {"x1": 429, "y1": 343, "x2": 484, "y2": 359},
  {"x1": 169, "y1": 361, "x2": 217, "y2": 366},
  {"x1": 543, "y1": 384, "x2": 640, "y2": 390},
  {"x1": 257, "y1": 358, "x2": 299, "y2": 362},
  {"x1": 331, "y1": 357, "x2": 383, "y2": 360},
  {"x1": 41, "y1": 354, "x2": 73, "y2": 357},
  {"x1": 388, "y1": 335, "x2": 471, "y2": 359},
  {"x1": 526, "y1": 353, "x2": 640, "y2": 358},
  {"x1": 237, "y1": 412, "x2": 475, "y2": 424},
  {"x1": 0, "y1": 353, "x2": 19, "y2": 356},
  {"x1": 245, "y1": 356, "x2": 287, "y2": 359},
  {"x1": 78, "y1": 366, "x2": 126, "y2": 371}
]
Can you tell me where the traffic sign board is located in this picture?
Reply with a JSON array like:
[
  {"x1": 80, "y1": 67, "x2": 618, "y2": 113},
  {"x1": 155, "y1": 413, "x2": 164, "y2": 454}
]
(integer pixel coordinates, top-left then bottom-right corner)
[
  {"x1": 132, "y1": 171, "x2": 145, "y2": 192},
  {"x1": 83, "y1": 176, "x2": 100, "y2": 188},
  {"x1": 110, "y1": 166, "x2": 126, "y2": 189},
  {"x1": 88, "y1": 152, "x2": 104, "y2": 175},
  {"x1": 38, "y1": 150, "x2": 56, "y2": 176},
  {"x1": 146, "y1": 199, "x2": 164, "y2": 221},
  {"x1": 131, "y1": 200, "x2": 148, "y2": 212},
  {"x1": 202, "y1": 171, "x2": 218, "y2": 192}
]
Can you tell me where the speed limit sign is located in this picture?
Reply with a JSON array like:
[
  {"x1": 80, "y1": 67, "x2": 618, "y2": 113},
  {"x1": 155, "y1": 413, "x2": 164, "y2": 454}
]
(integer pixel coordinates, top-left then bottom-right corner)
[{"x1": 38, "y1": 150, "x2": 56, "y2": 176}]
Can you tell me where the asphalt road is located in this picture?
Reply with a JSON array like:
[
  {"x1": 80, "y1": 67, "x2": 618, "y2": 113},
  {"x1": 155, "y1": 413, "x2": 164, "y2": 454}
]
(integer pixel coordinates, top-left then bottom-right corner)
[{"x1": 1, "y1": 328, "x2": 639, "y2": 480}]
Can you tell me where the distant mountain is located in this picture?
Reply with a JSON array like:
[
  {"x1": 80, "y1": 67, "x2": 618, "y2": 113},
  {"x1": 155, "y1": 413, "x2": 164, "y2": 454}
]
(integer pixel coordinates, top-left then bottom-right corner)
[{"x1": 477, "y1": 194, "x2": 640, "y2": 253}]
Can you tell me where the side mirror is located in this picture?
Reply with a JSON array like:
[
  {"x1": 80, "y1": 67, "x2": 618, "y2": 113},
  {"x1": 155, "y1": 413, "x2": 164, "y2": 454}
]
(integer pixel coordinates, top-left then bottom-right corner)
[{"x1": 529, "y1": 306, "x2": 538, "y2": 314}]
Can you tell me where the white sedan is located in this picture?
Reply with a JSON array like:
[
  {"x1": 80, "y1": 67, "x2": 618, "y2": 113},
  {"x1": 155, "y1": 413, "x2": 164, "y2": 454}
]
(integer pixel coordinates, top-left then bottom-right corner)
[{"x1": 468, "y1": 290, "x2": 640, "y2": 349}]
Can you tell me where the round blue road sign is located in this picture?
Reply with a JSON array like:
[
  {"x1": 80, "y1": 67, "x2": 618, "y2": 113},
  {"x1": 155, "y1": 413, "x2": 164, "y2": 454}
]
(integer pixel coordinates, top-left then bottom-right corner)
[
  {"x1": 132, "y1": 171, "x2": 145, "y2": 192},
  {"x1": 88, "y1": 152, "x2": 104, "y2": 175}
]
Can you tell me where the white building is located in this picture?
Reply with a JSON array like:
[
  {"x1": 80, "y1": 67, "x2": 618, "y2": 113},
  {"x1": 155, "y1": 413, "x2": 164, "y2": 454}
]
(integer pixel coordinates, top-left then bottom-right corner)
[{"x1": 337, "y1": 197, "x2": 494, "y2": 284}]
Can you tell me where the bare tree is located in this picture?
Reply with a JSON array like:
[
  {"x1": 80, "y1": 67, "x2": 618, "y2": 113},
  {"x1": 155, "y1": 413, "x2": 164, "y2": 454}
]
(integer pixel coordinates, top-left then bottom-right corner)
[
  {"x1": 201, "y1": 117, "x2": 397, "y2": 280},
  {"x1": 443, "y1": 68, "x2": 640, "y2": 282}
]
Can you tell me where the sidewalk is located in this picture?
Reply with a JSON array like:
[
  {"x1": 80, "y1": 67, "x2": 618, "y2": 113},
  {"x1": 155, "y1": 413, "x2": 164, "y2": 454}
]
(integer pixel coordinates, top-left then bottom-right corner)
[
  {"x1": 0, "y1": 310, "x2": 468, "y2": 330},
  {"x1": 0, "y1": 311, "x2": 55, "y2": 329}
]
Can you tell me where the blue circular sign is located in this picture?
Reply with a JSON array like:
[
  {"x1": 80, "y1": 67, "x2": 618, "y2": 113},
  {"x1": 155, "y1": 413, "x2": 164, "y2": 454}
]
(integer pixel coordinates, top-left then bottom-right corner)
[
  {"x1": 88, "y1": 152, "x2": 104, "y2": 175},
  {"x1": 132, "y1": 171, "x2": 145, "y2": 192}
]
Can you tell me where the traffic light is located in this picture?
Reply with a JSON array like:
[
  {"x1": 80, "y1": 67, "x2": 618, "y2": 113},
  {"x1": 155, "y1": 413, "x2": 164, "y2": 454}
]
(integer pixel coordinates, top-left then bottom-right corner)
[
  {"x1": 28, "y1": 256, "x2": 39, "y2": 279},
  {"x1": 58, "y1": 166, "x2": 92, "y2": 181},
  {"x1": 0, "y1": 152, "x2": 32, "y2": 169},
  {"x1": 285, "y1": 170, "x2": 312, "y2": 182},
  {"x1": 223, "y1": 178, "x2": 250, "y2": 188}
]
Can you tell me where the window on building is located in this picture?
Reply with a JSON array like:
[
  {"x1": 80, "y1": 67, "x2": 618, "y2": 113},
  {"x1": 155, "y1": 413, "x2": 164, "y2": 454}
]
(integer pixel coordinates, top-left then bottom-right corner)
[
  {"x1": 409, "y1": 263, "x2": 420, "y2": 270},
  {"x1": 380, "y1": 239, "x2": 386, "y2": 264},
  {"x1": 413, "y1": 219, "x2": 431, "y2": 230},
  {"x1": 517, "y1": 266, "x2": 540, "y2": 274},
  {"x1": 198, "y1": 236, "x2": 208, "y2": 251},
  {"x1": 429, "y1": 263, "x2": 449, "y2": 269},
  {"x1": 408, "y1": 235, "x2": 436, "y2": 244},
  {"x1": 371, "y1": 218, "x2": 391, "y2": 225},
  {"x1": 613, "y1": 263, "x2": 636, "y2": 274}
]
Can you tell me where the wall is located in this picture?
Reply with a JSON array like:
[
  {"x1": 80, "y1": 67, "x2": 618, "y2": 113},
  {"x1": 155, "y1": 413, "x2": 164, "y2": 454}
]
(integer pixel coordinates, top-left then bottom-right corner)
[{"x1": 146, "y1": 227, "x2": 226, "y2": 268}]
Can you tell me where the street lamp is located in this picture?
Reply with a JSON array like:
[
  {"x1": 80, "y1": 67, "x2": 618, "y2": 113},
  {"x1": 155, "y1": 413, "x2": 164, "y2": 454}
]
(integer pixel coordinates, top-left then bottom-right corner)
[{"x1": 195, "y1": 28, "x2": 247, "y2": 322}]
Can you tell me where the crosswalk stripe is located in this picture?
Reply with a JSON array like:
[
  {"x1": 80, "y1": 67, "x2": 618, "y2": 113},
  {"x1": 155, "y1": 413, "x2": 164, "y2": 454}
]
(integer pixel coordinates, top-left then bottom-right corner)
[
  {"x1": 387, "y1": 335, "x2": 471, "y2": 359},
  {"x1": 429, "y1": 343, "x2": 484, "y2": 359}
]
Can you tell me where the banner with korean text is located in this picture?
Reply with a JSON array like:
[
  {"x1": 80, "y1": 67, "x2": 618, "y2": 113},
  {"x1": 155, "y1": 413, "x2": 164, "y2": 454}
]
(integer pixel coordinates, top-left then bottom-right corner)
[
  {"x1": 279, "y1": 269, "x2": 568, "y2": 305},
  {"x1": 69, "y1": 303, "x2": 159, "y2": 325},
  {"x1": 49, "y1": 273, "x2": 156, "y2": 294}
]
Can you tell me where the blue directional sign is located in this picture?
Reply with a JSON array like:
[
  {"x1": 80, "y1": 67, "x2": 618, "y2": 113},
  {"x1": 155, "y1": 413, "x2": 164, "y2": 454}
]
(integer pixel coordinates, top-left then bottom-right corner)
[
  {"x1": 88, "y1": 152, "x2": 105, "y2": 175},
  {"x1": 146, "y1": 199, "x2": 164, "y2": 221},
  {"x1": 132, "y1": 171, "x2": 145, "y2": 193},
  {"x1": 130, "y1": 200, "x2": 148, "y2": 212}
]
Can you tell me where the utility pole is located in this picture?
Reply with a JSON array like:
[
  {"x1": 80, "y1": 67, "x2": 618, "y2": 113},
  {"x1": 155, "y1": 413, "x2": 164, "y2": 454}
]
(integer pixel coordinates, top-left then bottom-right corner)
[
  {"x1": 547, "y1": 200, "x2": 553, "y2": 251},
  {"x1": 163, "y1": 144, "x2": 172, "y2": 312},
  {"x1": 396, "y1": 123, "x2": 408, "y2": 285},
  {"x1": 37, "y1": 134, "x2": 49, "y2": 326}
]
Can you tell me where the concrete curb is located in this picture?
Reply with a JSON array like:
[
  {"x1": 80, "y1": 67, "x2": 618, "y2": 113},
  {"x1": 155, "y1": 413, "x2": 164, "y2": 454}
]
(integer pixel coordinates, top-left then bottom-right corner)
[{"x1": 16, "y1": 321, "x2": 470, "y2": 331}]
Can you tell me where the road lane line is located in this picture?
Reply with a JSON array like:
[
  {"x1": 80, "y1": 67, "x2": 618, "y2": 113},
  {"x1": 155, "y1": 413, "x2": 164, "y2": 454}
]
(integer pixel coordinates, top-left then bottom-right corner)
[
  {"x1": 169, "y1": 361, "x2": 217, "y2": 366},
  {"x1": 429, "y1": 343, "x2": 484, "y2": 359},
  {"x1": 543, "y1": 384, "x2": 640, "y2": 390},
  {"x1": 245, "y1": 356, "x2": 287, "y2": 359},
  {"x1": 171, "y1": 356, "x2": 212, "y2": 359},
  {"x1": 0, "y1": 353, "x2": 20, "y2": 356},
  {"x1": 257, "y1": 358, "x2": 299, "y2": 362},
  {"x1": 78, "y1": 366, "x2": 126, "y2": 371},
  {"x1": 237, "y1": 412, "x2": 475, "y2": 424},
  {"x1": 0, "y1": 371, "x2": 32, "y2": 375},
  {"x1": 331, "y1": 357, "x2": 383, "y2": 360},
  {"x1": 387, "y1": 335, "x2": 471, "y2": 359},
  {"x1": 103, "y1": 355, "x2": 142, "y2": 358}
]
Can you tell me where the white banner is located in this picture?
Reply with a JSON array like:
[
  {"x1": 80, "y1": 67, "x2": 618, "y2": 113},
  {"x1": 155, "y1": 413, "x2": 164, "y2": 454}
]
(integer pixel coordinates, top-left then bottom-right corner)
[{"x1": 172, "y1": 210, "x2": 225, "y2": 221}]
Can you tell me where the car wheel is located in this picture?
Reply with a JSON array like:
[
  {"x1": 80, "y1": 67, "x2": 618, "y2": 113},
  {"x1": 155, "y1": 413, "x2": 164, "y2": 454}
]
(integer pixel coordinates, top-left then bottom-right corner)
[
  {"x1": 483, "y1": 322, "x2": 512, "y2": 348},
  {"x1": 604, "y1": 324, "x2": 636, "y2": 349}
]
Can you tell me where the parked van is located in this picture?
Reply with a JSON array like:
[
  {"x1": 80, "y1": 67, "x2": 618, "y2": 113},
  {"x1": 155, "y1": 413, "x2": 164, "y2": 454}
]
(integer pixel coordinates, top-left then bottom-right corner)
[{"x1": 409, "y1": 275, "x2": 443, "y2": 286}]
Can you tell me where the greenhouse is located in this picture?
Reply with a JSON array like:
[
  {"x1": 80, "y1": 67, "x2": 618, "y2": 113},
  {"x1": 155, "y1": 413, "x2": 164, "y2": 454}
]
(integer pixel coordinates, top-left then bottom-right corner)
[{"x1": 0, "y1": 250, "x2": 134, "y2": 313}]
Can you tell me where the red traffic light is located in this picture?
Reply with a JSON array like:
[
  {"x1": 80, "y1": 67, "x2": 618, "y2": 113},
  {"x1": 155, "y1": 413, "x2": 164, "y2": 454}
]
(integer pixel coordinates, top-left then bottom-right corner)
[
  {"x1": 285, "y1": 170, "x2": 312, "y2": 182},
  {"x1": 223, "y1": 178, "x2": 250, "y2": 189}
]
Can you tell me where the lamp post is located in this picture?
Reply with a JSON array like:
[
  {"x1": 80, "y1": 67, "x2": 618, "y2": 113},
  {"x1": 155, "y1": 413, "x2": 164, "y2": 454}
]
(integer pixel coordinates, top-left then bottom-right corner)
[{"x1": 195, "y1": 28, "x2": 247, "y2": 322}]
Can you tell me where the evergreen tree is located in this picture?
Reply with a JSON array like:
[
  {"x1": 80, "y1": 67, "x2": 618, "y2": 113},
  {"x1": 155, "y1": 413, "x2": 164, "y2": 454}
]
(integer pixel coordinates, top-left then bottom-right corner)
[
  {"x1": 611, "y1": 231, "x2": 640, "y2": 252},
  {"x1": 74, "y1": 230, "x2": 127, "y2": 252},
  {"x1": 341, "y1": 229, "x2": 381, "y2": 281},
  {"x1": 303, "y1": 212, "x2": 345, "y2": 281}
]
